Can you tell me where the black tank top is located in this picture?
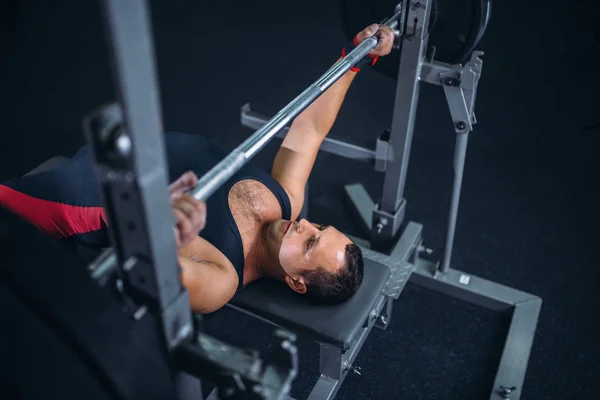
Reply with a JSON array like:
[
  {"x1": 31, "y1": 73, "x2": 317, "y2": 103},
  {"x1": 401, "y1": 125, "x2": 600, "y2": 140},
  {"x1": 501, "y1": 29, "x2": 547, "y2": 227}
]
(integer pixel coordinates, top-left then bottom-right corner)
[{"x1": 159, "y1": 132, "x2": 292, "y2": 290}]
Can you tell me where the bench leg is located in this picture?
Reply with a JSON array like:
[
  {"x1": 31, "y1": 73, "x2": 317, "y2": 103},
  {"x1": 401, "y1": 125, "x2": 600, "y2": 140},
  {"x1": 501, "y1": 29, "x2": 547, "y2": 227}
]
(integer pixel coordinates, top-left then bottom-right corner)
[
  {"x1": 307, "y1": 295, "x2": 387, "y2": 400},
  {"x1": 307, "y1": 345, "x2": 343, "y2": 400}
]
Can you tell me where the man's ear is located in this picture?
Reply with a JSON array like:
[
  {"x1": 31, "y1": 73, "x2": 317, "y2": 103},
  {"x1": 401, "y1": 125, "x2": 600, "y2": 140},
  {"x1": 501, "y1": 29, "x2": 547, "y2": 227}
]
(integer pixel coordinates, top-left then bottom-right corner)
[{"x1": 285, "y1": 275, "x2": 307, "y2": 294}]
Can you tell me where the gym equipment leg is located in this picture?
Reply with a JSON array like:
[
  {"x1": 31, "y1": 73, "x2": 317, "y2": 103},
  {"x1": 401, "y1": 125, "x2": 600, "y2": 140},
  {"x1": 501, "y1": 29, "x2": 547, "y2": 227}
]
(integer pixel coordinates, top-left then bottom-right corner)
[
  {"x1": 411, "y1": 258, "x2": 542, "y2": 400},
  {"x1": 354, "y1": 204, "x2": 542, "y2": 400},
  {"x1": 441, "y1": 132, "x2": 468, "y2": 273},
  {"x1": 350, "y1": 138, "x2": 541, "y2": 400},
  {"x1": 357, "y1": 219, "x2": 541, "y2": 400},
  {"x1": 308, "y1": 295, "x2": 387, "y2": 400}
]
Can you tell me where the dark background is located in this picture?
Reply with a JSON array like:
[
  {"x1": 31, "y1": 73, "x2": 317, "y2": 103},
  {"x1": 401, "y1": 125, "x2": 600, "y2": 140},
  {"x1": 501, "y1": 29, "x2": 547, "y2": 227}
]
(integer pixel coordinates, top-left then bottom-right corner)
[{"x1": 1, "y1": 0, "x2": 598, "y2": 399}]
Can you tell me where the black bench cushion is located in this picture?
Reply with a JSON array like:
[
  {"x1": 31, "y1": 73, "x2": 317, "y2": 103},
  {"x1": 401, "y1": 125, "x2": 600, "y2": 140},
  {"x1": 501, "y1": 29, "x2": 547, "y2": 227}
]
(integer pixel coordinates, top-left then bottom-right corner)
[{"x1": 230, "y1": 257, "x2": 390, "y2": 349}]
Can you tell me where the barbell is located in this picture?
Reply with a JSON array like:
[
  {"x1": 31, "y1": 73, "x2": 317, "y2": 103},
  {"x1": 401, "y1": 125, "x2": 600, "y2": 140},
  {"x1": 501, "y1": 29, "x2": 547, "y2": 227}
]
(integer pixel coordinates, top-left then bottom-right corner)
[{"x1": 89, "y1": 6, "x2": 404, "y2": 279}]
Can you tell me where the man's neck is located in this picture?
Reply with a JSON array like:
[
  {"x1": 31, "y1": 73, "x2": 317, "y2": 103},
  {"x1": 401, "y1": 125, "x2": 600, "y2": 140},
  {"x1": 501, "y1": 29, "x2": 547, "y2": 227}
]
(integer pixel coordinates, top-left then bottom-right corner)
[{"x1": 250, "y1": 222, "x2": 286, "y2": 282}]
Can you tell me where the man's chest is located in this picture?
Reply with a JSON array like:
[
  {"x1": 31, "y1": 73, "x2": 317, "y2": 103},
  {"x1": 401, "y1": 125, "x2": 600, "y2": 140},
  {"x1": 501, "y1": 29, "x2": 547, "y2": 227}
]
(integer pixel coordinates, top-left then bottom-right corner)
[{"x1": 228, "y1": 179, "x2": 281, "y2": 251}]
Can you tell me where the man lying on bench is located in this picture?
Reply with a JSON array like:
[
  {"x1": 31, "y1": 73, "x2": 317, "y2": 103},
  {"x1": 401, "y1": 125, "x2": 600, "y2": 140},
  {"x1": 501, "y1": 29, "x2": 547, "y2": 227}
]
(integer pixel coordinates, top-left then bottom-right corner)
[{"x1": 0, "y1": 24, "x2": 393, "y2": 314}]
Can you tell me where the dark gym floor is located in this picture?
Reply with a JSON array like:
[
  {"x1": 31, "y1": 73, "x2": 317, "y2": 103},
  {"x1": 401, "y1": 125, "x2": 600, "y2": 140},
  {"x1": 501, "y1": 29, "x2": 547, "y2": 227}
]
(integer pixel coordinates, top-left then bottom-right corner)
[{"x1": 1, "y1": 0, "x2": 598, "y2": 399}]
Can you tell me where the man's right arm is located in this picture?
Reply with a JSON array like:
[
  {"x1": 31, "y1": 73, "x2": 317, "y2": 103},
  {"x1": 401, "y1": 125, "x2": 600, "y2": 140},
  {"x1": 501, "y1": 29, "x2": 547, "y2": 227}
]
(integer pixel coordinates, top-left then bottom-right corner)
[
  {"x1": 178, "y1": 236, "x2": 239, "y2": 314},
  {"x1": 167, "y1": 171, "x2": 239, "y2": 314},
  {"x1": 271, "y1": 24, "x2": 395, "y2": 219}
]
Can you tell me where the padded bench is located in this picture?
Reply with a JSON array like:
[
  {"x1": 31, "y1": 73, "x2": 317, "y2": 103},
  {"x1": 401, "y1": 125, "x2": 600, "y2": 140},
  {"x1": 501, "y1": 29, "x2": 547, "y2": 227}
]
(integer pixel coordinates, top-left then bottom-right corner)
[
  {"x1": 25, "y1": 157, "x2": 395, "y2": 400},
  {"x1": 230, "y1": 260, "x2": 389, "y2": 350}
]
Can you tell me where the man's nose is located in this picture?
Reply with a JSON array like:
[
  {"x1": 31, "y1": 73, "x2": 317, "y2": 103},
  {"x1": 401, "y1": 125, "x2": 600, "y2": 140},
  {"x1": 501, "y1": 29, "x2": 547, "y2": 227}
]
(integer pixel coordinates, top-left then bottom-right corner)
[{"x1": 297, "y1": 219, "x2": 313, "y2": 233}]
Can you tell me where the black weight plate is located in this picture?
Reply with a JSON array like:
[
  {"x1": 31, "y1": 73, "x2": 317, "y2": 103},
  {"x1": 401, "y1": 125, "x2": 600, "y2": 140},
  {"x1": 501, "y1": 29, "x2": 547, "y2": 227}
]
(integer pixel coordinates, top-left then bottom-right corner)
[{"x1": 340, "y1": 0, "x2": 492, "y2": 79}]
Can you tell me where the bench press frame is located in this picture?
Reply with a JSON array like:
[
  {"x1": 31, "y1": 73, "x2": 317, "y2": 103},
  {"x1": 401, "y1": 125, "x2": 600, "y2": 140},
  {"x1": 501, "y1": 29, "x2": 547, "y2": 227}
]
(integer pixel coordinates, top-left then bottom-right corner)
[
  {"x1": 240, "y1": 1, "x2": 542, "y2": 399},
  {"x1": 56, "y1": 0, "x2": 539, "y2": 397}
]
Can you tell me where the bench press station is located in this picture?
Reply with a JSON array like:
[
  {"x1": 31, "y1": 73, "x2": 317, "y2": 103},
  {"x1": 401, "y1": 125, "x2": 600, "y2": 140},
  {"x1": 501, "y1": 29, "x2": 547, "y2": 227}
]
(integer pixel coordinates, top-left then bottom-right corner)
[
  {"x1": 237, "y1": 1, "x2": 542, "y2": 399},
  {"x1": 15, "y1": 0, "x2": 541, "y2": 399}
]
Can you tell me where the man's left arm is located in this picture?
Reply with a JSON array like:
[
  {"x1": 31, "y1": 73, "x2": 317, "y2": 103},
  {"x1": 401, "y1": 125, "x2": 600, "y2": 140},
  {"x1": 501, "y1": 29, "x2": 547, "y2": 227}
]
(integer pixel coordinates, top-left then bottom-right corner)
[{"x1": 271, "y1": 24, "x2": 395, "y2": 219}]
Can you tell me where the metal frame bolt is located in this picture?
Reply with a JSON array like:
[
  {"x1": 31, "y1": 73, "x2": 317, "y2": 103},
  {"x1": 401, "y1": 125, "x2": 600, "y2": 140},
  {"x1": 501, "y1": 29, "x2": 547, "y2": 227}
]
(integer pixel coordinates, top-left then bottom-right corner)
[
  {"x1": 116, "y1": 133, "x2": 132, "y2": 156},
  {"x1": 456, "y1": 121, "x2": 467, "y2": 131},
  {"x1": 418, "y1": 246, "x2": 433, "y2": 256},
  {"x1": 499, "y1": 386, "x2": 517, "y2": 399},
  {"x1": 376, "y1": 217, "x2": 388, "y2": 234},
  {"x1": 444, "y1": 77, "x2": 460, "y2": 87},
  {"x1": 344, "y1": 362, "x2": 362, "y2": 376}
]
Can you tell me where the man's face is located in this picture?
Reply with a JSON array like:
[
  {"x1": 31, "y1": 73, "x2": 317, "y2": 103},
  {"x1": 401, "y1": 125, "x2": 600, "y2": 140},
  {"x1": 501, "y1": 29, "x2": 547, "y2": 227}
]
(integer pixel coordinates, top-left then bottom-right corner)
[{"x1": 267, "y1": 219, "x2": 352, "y2": 293}]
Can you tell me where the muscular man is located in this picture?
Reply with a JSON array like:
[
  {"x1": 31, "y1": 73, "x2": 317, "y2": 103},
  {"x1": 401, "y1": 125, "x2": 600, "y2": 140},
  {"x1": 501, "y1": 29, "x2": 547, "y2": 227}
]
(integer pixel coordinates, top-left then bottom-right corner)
[{"x1": 0, "y1": 24, "x2": 394, "y2": 313}]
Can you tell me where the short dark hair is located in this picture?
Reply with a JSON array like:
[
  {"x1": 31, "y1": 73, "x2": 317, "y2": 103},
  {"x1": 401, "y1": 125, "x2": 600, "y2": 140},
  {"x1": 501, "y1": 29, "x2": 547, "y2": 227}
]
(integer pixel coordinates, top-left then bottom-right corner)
[{"x1": 302, "y1": 243, "x2": 364, "y2": 304}]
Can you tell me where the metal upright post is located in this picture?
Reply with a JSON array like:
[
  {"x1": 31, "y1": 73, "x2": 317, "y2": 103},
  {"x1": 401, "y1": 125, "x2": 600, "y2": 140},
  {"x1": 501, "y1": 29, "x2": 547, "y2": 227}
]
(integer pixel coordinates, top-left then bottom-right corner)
[
  {"x1": 87, "y1": 0, "x2": 203, "y2": 398},
  {"x1": 370, "y1": 0, "x2": 433, "y2": 249},
  {"x1": 435, "y1": 51, "x2": 483, "y2": 273},
  {"x1": 440, "y1": 132, "x2": 469, "y2": 273},
  {"x1": 95, "y1": 0, "x2": 194, "y2": 348},
  {"x1": 342, "y1": 0, "x2": 433, "y2": 252}
]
